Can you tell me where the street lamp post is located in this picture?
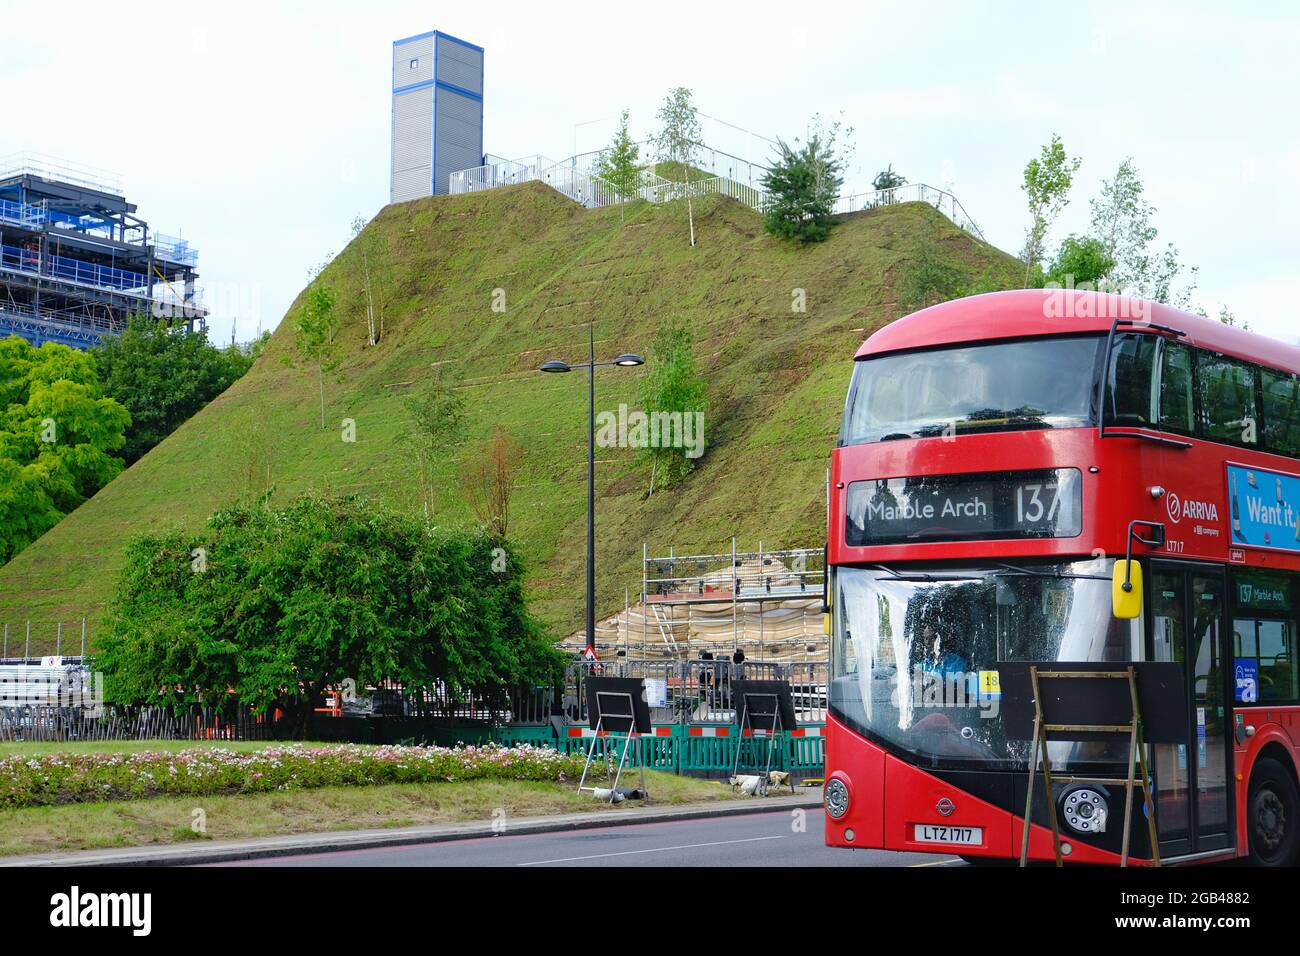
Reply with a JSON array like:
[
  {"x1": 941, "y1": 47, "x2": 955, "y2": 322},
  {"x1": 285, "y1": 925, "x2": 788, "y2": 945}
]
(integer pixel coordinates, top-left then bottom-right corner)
[{"x1": 540, "y1": 325, "x2": 643, "y2": 656}]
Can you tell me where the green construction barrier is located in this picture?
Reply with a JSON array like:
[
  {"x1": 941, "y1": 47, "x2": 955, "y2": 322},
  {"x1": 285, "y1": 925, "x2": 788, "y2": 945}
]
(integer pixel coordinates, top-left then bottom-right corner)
[
  {"x1": 484, "y1": 723, "x2": 825, "y2": 778},
  {"x1": 679, "y1": 731, "x2": 738, "y2": 774},
  {"x1": 551, "y1": 729, "x2": 680, "y2": 771},
  {"x1": 788, "y1": 732, "x2": 826, "y2": 772}
]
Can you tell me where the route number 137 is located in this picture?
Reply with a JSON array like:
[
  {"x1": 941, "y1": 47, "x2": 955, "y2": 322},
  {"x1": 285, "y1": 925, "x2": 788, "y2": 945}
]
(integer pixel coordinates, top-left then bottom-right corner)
[{"x1": 1016, "y1": 482, "x2": 1062, "y2": 525}]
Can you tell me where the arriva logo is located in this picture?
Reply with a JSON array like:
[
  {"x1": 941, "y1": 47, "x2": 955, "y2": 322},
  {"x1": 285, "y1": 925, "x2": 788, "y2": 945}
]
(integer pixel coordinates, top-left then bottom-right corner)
[{"x1": 1167, "y1": 492, "x2": 1219, "y2": 525}]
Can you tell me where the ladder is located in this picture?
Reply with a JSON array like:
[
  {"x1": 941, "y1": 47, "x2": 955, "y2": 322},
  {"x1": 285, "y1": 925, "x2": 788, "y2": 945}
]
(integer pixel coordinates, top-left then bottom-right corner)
[
  {"x1": 1019, "y1": 666, "x2": 1161, "y2": 868},
  {"x1": 650, "y1": 603, "x2": 681, "y2": 657}
]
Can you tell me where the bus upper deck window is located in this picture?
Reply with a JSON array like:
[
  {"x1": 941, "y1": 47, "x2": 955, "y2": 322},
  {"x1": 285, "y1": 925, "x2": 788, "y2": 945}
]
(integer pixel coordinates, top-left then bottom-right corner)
[
  {"x1": 1158, "y1": 341, "x2": 1195, "y2": 434},
  {"x1": 1197, "y1": 353, "x2": 1258, "y2": 444},
  {"x1": 1262, "y1": 368, "x2": 1300, "y2": 457},
  {"x1": 1107, "y1": 333, "x2": 1159, "y2": 425}
]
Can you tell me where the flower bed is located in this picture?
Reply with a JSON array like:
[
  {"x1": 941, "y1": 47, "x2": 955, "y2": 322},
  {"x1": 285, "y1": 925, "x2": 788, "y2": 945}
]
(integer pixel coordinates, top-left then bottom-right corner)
[{"x1": 0, "y1": 743, "x2": 587, "y2": 808}]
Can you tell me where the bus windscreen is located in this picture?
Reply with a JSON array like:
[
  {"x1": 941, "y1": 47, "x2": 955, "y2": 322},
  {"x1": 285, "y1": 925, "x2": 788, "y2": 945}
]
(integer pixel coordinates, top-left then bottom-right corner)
[{"x1": 841, "y1": 335, "x2": 1104, "y2": 445}]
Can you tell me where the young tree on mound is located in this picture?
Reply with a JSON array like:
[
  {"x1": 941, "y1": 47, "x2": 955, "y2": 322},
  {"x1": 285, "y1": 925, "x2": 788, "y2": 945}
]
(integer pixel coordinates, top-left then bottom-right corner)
[
  {"x1": 349, "y1": 213, "x2": 394, "y2": 346},
  {"x1": 401, "y1": 369, "x2": 467, "y2": 516},
  {"x1": 762, "y1": 114, "x2": 851, "y2": 242},
  {"x1": 762, "y1": 136, "x2": 845, "y2": 243},
  {"x1": 896, "y1": 239, "x2": 969, "y2": 315},
  {"x1": 656, "y1": 87, "x2": 703, "y2": 246},
  {"x1": 872, "y1": 165, "x2": 907, "y2": 192},
  {"x1": 594, "y1": 110, "x2": 642, "y2": 220},
  {"x1": 637, "y1": 321, "x2": 707, "y2": 496},
  {"x1": 464, "y1": 425, "x2": 521, "y2": 538},
  {"x1": 293, "y1": 270, "x2": 340, "y2": 429},
  {"x1": 97, "y1": 494, "x2": 563, "y2": 735}
]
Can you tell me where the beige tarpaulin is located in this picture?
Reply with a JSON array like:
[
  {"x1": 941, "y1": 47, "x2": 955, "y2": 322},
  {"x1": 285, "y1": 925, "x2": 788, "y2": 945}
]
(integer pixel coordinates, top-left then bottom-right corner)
[{"x1": 562, "y1": 558, "x2": 826, "y2": 661}]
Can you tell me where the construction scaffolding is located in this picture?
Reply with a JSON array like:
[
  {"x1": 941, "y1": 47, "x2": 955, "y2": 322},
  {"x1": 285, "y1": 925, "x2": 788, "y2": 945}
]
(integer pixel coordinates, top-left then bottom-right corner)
[
  {"x1": 561, "y1": 540, "x2": 827, "y2": 663},
  {"x1": 0, "y1": 154, "x2": 205, "y2": 349}
]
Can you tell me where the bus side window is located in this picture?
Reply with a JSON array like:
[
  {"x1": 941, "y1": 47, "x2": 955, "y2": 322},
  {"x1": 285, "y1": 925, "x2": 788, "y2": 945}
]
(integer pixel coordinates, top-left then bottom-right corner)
[
  {"x1": 1231, "y1": 569, "x2": 1300, "y2": 705},
  {"x1": 1261, "y1": 368, "x2": 1300, "y2": 457},
  {"x1": 1107, "y1": 333, "x2": 1159, "y2": 425},
  {"x1": 1158, "y1": 341, "x2": 1195, "y2": 434},
  {"x1": 1196, "y1": 352, "x2": 1258, "y2": 445}
]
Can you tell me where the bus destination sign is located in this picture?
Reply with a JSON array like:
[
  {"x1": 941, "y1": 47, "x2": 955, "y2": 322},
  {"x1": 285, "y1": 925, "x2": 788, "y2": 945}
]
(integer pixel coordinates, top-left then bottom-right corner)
[{"x1": 845, "y1": 468, "x2": 1083, "y2": 546}]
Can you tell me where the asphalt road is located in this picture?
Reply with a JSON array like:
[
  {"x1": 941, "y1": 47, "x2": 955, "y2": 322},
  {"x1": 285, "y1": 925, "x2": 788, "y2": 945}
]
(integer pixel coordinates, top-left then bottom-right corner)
[{"x1": 216, "y1": 809, "x2": 964, "y2": 867}]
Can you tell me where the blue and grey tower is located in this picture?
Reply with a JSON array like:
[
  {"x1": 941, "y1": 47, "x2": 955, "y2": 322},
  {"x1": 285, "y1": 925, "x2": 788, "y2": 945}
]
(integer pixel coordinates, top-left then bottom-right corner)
[{"x1": 390, "y1": 31, "x2": 484, "y2": 202}]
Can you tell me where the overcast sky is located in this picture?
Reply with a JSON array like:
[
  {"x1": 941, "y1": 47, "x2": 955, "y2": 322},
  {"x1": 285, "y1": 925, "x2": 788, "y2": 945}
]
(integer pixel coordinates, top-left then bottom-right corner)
[{"x1": 5, "y1": 0, "x2": 1298, "y2": 344}]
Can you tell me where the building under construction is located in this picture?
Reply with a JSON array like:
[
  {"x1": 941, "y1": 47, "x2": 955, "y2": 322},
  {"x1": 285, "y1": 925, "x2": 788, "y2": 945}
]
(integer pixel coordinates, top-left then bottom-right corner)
[
  {"x1": 0, "y1": 155, "x2": 205, "y2": 349},
  {"x1": 565, "y1": 542, "x2": 827, "y2": 663}
]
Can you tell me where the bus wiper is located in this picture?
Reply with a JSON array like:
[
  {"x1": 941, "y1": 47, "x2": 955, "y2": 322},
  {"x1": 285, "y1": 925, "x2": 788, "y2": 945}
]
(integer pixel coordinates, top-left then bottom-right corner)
[
  {"x1": 992, "y1": 562, "x2": 1110, "y2": 582},
  {"x1": 873, "y1": 564, "x2": 982, "y2": 583},
  {"x1": 873, "y1": 563, "x2": 918, "y2": 579}
]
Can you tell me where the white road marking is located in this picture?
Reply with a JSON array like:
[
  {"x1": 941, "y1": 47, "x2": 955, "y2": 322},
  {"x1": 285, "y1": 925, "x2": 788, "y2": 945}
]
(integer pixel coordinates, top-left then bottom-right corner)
[{"x1": 517, "y1": 835, "x2": 786, "y2": 866}]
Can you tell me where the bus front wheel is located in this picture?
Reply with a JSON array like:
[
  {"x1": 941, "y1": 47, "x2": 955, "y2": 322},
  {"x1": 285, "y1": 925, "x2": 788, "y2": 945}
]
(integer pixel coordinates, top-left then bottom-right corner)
[{"x1": 1247, "y1": 758, "x2": 1299, "y2": 867}]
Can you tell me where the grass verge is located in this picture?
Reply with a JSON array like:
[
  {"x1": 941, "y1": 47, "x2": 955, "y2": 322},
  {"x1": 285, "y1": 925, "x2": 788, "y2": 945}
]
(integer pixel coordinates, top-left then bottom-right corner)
[{"x1": 0, "y1": 771, "x2": 734, "y2": 857}]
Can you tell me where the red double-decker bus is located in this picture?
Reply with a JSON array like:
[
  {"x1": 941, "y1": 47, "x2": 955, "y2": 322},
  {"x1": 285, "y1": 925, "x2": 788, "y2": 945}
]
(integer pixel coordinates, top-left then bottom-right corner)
[{"x1": 824, "y1": 288, "x2": 1300, "y2": 866}]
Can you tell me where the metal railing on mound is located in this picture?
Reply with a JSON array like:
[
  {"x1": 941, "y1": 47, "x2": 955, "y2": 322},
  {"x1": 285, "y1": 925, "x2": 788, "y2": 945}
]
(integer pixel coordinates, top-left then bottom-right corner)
[
  {"x1": 835, "y1": 182, "x2": 984, "y2": 238},
  {"x1": 450, "y1": 146, "x2": 982, "y2": 239}
]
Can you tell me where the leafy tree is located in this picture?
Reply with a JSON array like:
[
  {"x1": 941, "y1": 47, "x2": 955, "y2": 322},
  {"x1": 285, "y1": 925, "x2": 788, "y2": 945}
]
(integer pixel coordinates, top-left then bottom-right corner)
[
  {"x1": 92, "y1": 313, "x2": 253, "y2": 464},
  {"x1": 1020, "y1": 134, "x2": 1081, "y2": 286},
  {"x1": 761, "y1": 134, "x2": 845, "y2": 243},
  {"x1": 1088, "y1": 158, "x2": 1154, "y2": 291},
  {"x1": 1147, "y1": 247, "x2": 1198, "y2": 309},
  {"x1": 594, "y1": 110, "x2": 642, "y2": 219},
  {"x1": 401, "y1": 370, "x2": 467, "y2": 515},
  {"x1": 656, "y1": 87, "x2": 704, "y2": 246},
  {"x1": 245, "y1": 330, "x2": 272, "y2": 362},
  {"x1": 896, "y1": 240, "x2": 968, "y2": 314},
  {"x1": 293, "y1": 274, "x2": 340, "y2": 429},
  {"x1": 872, "y1": 165, "x2": 907, "y2": 191},
  {"x1": 96, "y1": 494, "x2": 563, "y2": 733},
  {"x1": 1088, "y1": 159, "x2": 1196, "y2": 306},
  {"x1": 0, "y1": 336, "x2": 130, "y2": 563},
  {"x1": 1045, "y1": 235, "x2": 1115, "y2": 289},
  {"x1": 636, "y1": 321, "x2": 707, "y2": 495}
]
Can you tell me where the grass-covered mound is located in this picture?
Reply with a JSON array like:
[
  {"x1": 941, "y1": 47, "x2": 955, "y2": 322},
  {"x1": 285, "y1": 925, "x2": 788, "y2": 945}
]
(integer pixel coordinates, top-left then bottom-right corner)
[{"x1": 0, "y1": 183, "x2": 1017, "y2": 648}]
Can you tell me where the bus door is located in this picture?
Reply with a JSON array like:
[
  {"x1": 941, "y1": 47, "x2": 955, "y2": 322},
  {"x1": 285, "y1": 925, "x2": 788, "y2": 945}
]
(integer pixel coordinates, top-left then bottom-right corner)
[{"x1": 1148, "y1": 562, "x2": 1234, "y2": 858}]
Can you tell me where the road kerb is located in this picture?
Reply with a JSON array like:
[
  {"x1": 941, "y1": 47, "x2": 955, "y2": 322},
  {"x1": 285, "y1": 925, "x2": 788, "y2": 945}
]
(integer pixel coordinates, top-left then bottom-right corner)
[{"x1": 3, "y1": 790, "x2": 825, "y2": 867}]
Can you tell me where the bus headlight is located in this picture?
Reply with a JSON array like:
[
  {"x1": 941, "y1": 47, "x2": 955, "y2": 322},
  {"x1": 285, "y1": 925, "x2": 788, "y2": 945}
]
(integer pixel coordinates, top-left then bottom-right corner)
[
  {"x1": 825, "y1": 778, "x2": 850, "y2": 819},
  {"x1": 1061, "y1": 787, "x2": 1108, "y2": 834}
]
